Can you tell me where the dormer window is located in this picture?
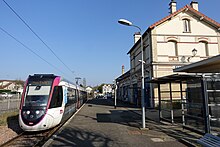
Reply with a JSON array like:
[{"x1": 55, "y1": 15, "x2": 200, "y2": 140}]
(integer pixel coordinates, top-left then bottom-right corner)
[{"x1": 183, "y1": 19, "x2": 191, "y2": 33}]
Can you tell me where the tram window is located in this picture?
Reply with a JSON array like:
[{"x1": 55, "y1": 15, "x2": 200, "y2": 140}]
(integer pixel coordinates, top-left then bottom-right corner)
[
  {"x1": 67, "y1": 88, "x2": 77, "y2": 105},
  {"x1": 49, "y1": 86, "x2": 63, "y2": 108}
]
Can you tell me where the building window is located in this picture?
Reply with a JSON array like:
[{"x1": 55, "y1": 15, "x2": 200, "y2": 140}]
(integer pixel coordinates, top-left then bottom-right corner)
[
  {"x1": 183, "y1": 19, "x2": 191, "y2": 33},
  {"x1": 131, "y1": 55, "x2": 135, "y2": 71},
  {"x1": 198, "y1": 41, "x2": 209, "y2": 56},
  {"x1": 168, "y1": 41, "x2": 178, "y2": 56}
]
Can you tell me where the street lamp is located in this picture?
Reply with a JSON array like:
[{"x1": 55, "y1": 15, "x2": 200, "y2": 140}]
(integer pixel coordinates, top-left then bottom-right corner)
[
  {"x1": 118, "y1": 18, "x2": 146, "y2": 129},
  {"x1": 187, "y1": 48, "x2": 197, "y2": 62},
  {"x1": 192, "y1": 48, "x2": 197, "y2": 57}
]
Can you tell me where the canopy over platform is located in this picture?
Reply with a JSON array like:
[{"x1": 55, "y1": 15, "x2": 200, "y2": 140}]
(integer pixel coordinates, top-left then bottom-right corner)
[
  {"x1": 148, "y1": 73, "x2": 202, "y2": 84},
  {"x1": 174, "y1": 54, "x2": 220, "y2": 73},
  {"x1": 149, "y1": 73, "x2": 220, "y2": 134}
]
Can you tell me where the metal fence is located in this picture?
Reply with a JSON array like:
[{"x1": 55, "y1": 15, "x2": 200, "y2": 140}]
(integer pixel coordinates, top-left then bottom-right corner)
[{"x1": 0, "y1": 94, "x2": 21, "y2": 114}]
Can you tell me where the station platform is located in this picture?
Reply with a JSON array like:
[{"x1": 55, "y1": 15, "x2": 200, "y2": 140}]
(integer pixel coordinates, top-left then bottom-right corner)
[{"x1": 44, "y1": 98, "x2": 199, "y2": 147}]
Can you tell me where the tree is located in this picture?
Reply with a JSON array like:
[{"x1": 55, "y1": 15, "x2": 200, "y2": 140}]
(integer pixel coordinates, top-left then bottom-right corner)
[
  {"x1": 98, "y1": 84, "x2": 105, "y2": 93},
  {"x1": 93, "y1": 83, "x2": 105, "y2": 93},
  {"x1": 14, "y1": 80, "x2": 24, "y2": 86}
]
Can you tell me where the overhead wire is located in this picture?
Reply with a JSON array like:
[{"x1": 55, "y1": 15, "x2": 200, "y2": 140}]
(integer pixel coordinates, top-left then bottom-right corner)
[
  {"x1": 2, "y1": 0, "x2": 75, "y2": 76},
  {"x1": 0, "y1": 26, "x2": 72, "y2": 80}
]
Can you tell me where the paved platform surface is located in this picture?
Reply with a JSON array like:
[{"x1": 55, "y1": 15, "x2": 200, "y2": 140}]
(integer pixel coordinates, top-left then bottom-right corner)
[{"x1": 44, "y1": 98, "x2": 195, "y2": 147}]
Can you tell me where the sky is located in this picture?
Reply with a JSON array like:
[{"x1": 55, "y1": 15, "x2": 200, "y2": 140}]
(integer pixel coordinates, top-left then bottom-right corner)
[{"x1": 0, "y1": 0, "x2": 219, "y2": 86}]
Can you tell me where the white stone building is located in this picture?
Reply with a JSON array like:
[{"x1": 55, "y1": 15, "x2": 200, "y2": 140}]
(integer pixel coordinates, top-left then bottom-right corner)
[
  {"x1": 117, "y1": 1, "x2": 220, "y2": 108},
  {"x1": 102, "y1": 84, "x2": 113, "y2": 95},
  {"x1": 86, "y1": 86, "x2": 93, "y2": 94}
]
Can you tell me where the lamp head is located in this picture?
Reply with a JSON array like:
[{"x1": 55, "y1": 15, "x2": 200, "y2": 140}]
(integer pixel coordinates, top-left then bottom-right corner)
[
  {"x1": 192, "y1": 48, "x2": 197, "y2": 56},
  {"x1": 118, "y1": 19, "x2": 133, "y2": 26}
]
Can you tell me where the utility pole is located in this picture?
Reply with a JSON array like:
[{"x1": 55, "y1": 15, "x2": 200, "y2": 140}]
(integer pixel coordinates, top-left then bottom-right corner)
[
  {"x1": 118, "y1": 18, "x2": 146, "y2": 129},
  {"x1": 113, "y1": 79, "x2": 117, "y2": 109},
  {"x1": 83, "y1": 78, "x2": 86, "y2": 88},
  {"x1": 75, "y1": 77, "x2": 81, "y2": 85},
  {"x1": 75, "y1": 77, "x2": 81, "y2": 108}
]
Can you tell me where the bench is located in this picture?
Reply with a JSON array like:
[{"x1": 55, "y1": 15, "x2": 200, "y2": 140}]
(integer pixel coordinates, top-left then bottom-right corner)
[{"x1": 197, "y1": 133, "x2": 220, "y2": 147}]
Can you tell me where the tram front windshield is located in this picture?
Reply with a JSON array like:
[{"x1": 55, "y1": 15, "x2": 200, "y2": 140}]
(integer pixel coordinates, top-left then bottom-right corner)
[{"x1": 23, "y1": 79, "x2": 53, "y2": 107}]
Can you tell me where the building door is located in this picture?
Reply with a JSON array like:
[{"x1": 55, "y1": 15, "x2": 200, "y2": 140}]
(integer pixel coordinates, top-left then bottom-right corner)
[
  {"x1": 133, "y1": 84, "x2": 138, "y2": 106},
  {"x1": 145, "y1": 77, "x2": 151, "y2": 108}
]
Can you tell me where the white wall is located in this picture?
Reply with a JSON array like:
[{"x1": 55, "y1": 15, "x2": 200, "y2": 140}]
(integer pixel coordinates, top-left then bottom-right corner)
[{"x1": 153, "y1": 11, "x2": 219, "y2": 69}]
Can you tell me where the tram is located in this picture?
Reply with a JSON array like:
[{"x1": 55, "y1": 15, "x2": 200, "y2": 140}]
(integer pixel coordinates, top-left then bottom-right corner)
[{"x1": 19, "y1": 74, "x2": 87, "y2": 131}]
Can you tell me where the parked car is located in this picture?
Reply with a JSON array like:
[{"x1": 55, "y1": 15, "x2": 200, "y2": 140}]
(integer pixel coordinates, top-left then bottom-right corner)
[
  {"x1": 96, "y1": 94, "x2": 104, "y2": 99},
  {"x1": 0, "y1": 92, "x2": 13, "y2": 98}
]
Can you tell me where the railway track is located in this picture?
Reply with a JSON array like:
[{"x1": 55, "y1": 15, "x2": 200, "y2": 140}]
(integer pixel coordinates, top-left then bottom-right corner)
[
  {"x1": 0, "y1": 125, "x2": 59, "y2": 147},
  {"x1": 0, "y1": 103, "x2": 86, "y2": 147}
]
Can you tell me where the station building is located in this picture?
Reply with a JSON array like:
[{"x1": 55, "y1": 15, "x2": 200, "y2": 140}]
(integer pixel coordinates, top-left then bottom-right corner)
[{"x1": 116, "y1": 0, "x2": 220, "y2": 109}]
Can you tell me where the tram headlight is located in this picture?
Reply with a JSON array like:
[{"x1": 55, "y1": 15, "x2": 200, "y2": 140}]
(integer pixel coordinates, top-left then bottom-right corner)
[
  {"x1": 22, "y1": 110, "x2": 29, "y2": 119},
  {"x1": 35, "y1": 110, "x2": 45, "y2": 116},
  {"x1": 26, "y1": 110, "x2": 30, "y2": 115},
  {"x1": 36, "y1": 110, "x2": 40, "y2": 115},
  {"x1": 22, "y1": 110, "x2": 29, "y2": 115}
]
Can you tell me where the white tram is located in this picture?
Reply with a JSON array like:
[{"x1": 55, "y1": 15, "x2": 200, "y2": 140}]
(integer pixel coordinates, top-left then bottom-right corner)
[{"x1": 19, "y1": 74, "x2": 87, "y2": 131}]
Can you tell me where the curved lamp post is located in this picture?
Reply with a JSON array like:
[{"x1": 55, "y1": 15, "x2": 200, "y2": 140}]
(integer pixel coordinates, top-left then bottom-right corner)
[
  {"x1": 187, "y1": 48, "x2": 198, "y2": 62},
  {"x1": 118, "y1": 18, "x2": 146, "y2": 129}
]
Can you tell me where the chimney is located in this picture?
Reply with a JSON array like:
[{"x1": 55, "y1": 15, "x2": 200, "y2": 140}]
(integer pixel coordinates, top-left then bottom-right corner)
[
  {"x1": 169, "y1": 0, "x2": 177, "y2": 14},
  {"x1": 133, "y1": 32, "x2": 141, "y2": 44},
  {"x1": 122, "y1": 65, "x2": 125, "y2": 75},
  {"x1": 190, "y1": 1, "x2": 199, "y2": 11}
]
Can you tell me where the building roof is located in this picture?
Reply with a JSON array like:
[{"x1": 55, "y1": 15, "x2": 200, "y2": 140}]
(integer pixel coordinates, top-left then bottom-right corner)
[
  {"x1": 127, "y1": 5, "x2": 220, "y2": 54},
  {"x1": 173, "y1": 54, "x2": 220, "y2": 73},
  {"x1": 0, "y1": 82, "x2": 13, "y2": 89},
  {"x1": 149, "y1": 5, "x2": 220, "y2": 30},
  {"x1": 116, "y1": 70, "x2": 130, "y2": 82}
]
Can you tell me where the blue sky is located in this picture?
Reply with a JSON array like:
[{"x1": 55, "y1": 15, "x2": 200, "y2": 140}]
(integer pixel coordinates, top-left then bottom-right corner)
[{"x1": 0, "y1": 0, "x2": 219, "y2": 86}]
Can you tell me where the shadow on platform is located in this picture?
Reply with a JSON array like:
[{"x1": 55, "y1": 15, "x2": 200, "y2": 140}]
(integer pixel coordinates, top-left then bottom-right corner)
[
  {"x1": 49, "y1": 127, "x2": 114, "y2": 147},
  {"x1": 96, "y1": 110, "x2": 141, "y2": 128}
]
